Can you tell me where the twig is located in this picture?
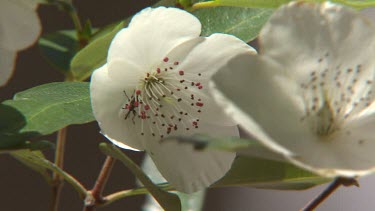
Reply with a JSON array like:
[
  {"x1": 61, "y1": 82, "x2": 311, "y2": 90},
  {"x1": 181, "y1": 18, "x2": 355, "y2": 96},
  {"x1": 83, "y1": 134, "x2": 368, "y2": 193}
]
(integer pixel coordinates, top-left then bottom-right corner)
[
  {"x1": 50, "y1": 127, "x2": 68, "y2": 211},
  {"x1": 301, "y1": 177, "x2": 359, "y2": 211},
  {"x1": 83, "y1": 156, "x2": 116, "y2": 210}
]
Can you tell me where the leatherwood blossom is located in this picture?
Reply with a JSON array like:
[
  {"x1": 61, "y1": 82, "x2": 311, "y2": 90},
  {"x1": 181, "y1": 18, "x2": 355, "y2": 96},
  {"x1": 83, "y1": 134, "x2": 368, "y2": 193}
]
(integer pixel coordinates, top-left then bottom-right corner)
[
  {"x1": 0, "y1": 0, "x2": 41, "y2": 86},
  {"x1": 90, "y1": 7, "x2": 256, "y2": 193},
  {"x1": 211, "y1": 2, "x2": 375, "y2": 177}
]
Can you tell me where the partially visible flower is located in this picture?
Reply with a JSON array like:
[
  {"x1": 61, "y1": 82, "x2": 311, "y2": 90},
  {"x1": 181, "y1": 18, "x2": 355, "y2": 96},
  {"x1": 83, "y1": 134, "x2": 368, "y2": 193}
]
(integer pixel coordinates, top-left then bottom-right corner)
[
  {"x1": 0, "y1": 0, "x2": 41, "y2": 86},
  {"x1": 90, "y1": 7, "x2": 256, "y2": 193},
  {"x1": 211, "y1": 2, "x2": 375, "y2": 177}
]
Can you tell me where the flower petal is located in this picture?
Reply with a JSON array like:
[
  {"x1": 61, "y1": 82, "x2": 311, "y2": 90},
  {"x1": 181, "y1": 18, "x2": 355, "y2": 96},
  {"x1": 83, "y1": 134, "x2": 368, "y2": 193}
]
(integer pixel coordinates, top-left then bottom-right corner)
[
  {"x1": 108, "y1": 7, "x2": 201, "y2": 70},
  {"x1": 0, "y1": 48, "x2": 16, "y2": 86},
  {"x1": 165, "y1": 34, "x2": 256, "y2": 126},
  {"x1": 90, "y1": 65, "x2": 144, "y2": 150},
  {"x1": 211, "y1": 54, "x2": 314, "y2": 157},
  {"x1": 0, "y1": 0, "x2": 41, "y2": 50},
  {"x1": 143, "y1": 124, "x2": 238, "y2": 193},
  {"x1": 260, "y1": 2, "x2": 375, "y2": 102},
  {"x1": 107, "y1": 59, "x2": 144, "y2": 88}
]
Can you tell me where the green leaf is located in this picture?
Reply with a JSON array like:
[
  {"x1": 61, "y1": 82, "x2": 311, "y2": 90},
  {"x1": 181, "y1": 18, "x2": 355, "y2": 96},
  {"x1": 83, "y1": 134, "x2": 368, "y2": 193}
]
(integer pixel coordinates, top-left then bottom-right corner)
[
  {"x1": 39, "y1": 30, "x2": 79, "y2": 73},
  {"x1": 214, "y1": 156, "x2": 330, "y2": 190},
  {"x1": 192, "y1": 0, "x2": 375, "y2": 10},
  {"x1": 141, "y1": 155, "x2": 205, "y2": 211},
  {"x1": 11, "y1": 150, "x2": 52, "y2": 184},
  {"x1": 1, "y1": 82, "x2": 94, "y2": 136},
  {"x1": 70, "y1": 21, "x2": 127, "y2": 81},
  {"x1": 10, "y1": 149, "x2": 87, "y2": 197},
  {"x1": 99, "y1": 143, "x2": 181, "y2": 211},
  {"x1": 193, "y1": 7, "x2": 273, "y2": 42}
]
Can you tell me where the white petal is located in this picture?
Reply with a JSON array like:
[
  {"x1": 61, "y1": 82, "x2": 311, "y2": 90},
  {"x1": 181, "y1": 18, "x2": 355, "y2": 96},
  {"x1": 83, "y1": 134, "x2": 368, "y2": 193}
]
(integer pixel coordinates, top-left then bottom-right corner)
[
  {"x1": 211, "y1": 54, "x2": 314, "y2": 157},
  {"x1": 108, "y1": 7, "x2": 201, "y2": 70},
  {"x1": 165, "y1": 34, "x2": 256, "y2": 126},
  {"x1": 107, "y1": 59, "x2": 144, "y2": 87},
  {"x1": 90, "y1": 65, "x2": 144, "y2": 150},
  {"x1": 282, "y1": 113, "x2": 375, "y2": 177},
  {"x1": 0, "y1": 0, "x2": 41, "y2": 50},
  {"x1": 0, "y1": 48, "x2": 16, "y2": 86},
  {"x1": 260, "y1": 2, "x2": 375, "y2": 90},
  {"x1": 143, "y1": 124, "x2": 237, "y2": 193}
]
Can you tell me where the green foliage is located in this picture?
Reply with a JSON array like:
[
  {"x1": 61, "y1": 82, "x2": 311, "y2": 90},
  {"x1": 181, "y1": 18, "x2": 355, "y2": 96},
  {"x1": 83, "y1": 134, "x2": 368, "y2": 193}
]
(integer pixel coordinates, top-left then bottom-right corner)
[
  {"x1": 215, "y1": 156, "x2": 330, "y2": 190},
  {"x1": 100, "y1": 143, "x2": 181, "y2": 211},
  {"x1": 194, "y1": 7, "x2": 273, "y2": 42},
  {"x1": 193, "y1": 0, "x2": 375, "y2": 10},
  {"x1": 10, "y1": 149, "x2": 87, "y2": 197},
  {"x1": 39, "y1": 30, "x2": 79, "y2": 73},
  {"x1": 1, "y1": 82, "x2": 94, "y2": 136},
  {"x1": 11, "y1": 150, "x2": 52, "y2": 184},
  {"x1": 70, "y1": 21, "x2": 127, "y2": 81}
]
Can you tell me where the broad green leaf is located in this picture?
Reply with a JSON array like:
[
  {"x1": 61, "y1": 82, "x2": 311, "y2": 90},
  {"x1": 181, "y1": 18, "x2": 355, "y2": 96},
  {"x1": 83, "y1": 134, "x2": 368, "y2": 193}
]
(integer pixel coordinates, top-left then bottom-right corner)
[
  {"x1": 70, "y1": 21, "x2": 126, "y2": 81},
  {"x1": 1, "y1": 82, "x2": 94, "y2": 136},
  {"x1": 0, "y1": 140, "x2": 54, "y2": 152},
  {"x1": 10, "y1": 149, "x2": 87, "y2": 197},
  {"x1": 214, "y1": 156, "x2": 330, "y2": 190},
  {"x1": 11, "y1": 150, "x2": 52, "y2": 184},
  {"x1": 39, "y1": 30, "x2": 79, "y2": 73},
  {"x1": 142, "y1": 155, "x2": 205, "y2": 211},
  {"x1": 192, "y1": 0, "x2": 375, "y2": 10},
  {"x1": 99, "y1": 143, "x2": 181, "y2": 211},
  {"x1": 193, "y1": 6, "x2": 273, "y2": 42}
]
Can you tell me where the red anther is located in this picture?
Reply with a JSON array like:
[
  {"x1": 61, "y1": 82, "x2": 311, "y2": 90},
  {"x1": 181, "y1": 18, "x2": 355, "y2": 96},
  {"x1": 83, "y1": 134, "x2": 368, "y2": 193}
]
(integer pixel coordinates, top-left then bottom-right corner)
[
  {"x1": 192, "y1": 121, "x2": 198, "y2": 126},
  {"x1": 179, "y1": 70, "x2": 184, "y2": 75},
  {"x1": 144, "y1": 105, "x2": 150, "y2": 110},
  {"x1": 136, "y1": 90, "x2": 141, "y2": 95},
  {"x1": 134, "y1": 101, "x2": 139, "y2": 107},
  {"x1": 177, "y1": 88, "x2": 181, "y2": 91},
  {"x1": 141, "y1": 111, "x2": 146, "y2": 119},
  {"x1": 198, "y1": 85, "x2": 203, "y2": 89},
  {"x1": 196, "y1": 102, "x2": 204, "y2": 107},
  {"x1": 157, "y1": 68, "x2": 161, "y2": 73},
  {"x1": 195, "y1": 82, "x2": 201, "y2": 86},
  {"x1": 163, "y1": 57, "x2": 169, "y2": 62},
  {"x1": 174, "y1": 61, "x2": 179, "y2": 65}
]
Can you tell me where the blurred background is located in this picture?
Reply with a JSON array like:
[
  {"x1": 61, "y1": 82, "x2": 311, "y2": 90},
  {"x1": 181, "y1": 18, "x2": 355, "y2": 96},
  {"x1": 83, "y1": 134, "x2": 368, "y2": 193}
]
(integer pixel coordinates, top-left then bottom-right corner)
[{"x1": 1, "y1": 1, "x2": 375, "y2": 210}]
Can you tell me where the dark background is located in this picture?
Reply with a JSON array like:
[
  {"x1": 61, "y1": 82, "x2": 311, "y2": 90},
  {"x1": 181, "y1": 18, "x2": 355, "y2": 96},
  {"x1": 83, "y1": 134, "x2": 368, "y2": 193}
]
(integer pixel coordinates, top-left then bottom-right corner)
[{"x1": 1, "y1": 1, "x2": 375, "y2": 211}]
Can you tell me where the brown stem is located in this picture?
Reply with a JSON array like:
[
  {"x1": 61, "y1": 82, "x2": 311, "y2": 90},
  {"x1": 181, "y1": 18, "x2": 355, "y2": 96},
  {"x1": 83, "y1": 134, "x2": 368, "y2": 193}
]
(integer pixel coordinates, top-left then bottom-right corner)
[
  {"x1": 83, "y1": 156, "x2": 116, "y2": 210},
  {"x1": 50, "y1": 127, "x2": 68, "y2": 211},
  {"x1": 301, "y1": 177, "x2": 358, "y2": 211}
]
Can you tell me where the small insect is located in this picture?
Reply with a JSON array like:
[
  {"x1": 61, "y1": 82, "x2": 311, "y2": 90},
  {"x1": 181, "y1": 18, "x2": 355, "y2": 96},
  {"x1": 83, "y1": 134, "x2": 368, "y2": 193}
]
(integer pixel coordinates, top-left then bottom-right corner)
[{"x1": 122, "y1": 90, "x2": 139, "y2": 124}]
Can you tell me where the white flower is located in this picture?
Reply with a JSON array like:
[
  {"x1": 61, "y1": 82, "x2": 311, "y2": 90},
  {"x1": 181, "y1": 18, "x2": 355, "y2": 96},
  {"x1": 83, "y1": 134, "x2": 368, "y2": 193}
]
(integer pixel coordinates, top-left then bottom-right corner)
[
  {"x1": 0, "y1": 0, "x2": 41, "y2": 86},
  {"x1": 211, "y1": 2, "x2": 375, "y2": 177},
  {"x1": 90, "y1": 7, "x2": 256, "y2": 193}
]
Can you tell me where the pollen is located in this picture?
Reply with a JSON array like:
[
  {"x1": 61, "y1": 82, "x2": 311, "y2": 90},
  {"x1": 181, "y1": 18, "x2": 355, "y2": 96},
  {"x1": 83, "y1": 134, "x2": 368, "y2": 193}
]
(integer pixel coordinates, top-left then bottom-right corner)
[
  {"x1": 121, "y1": 57, "x2": 205, "y2": 139},
  {"x1": 299, "y1": 54, "x2": 373, "y2": 136}
]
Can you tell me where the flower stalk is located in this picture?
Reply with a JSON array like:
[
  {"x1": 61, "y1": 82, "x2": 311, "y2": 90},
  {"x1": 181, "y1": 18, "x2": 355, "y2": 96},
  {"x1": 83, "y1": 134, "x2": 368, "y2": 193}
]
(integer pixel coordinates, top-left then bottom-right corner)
[
  {"x1": 83, "y1": 156, "x2": 116, "y2": 210},
  {"x1": 301, "y1": 177, "x2": 359, "y2": 211},
  {"x1": 50, "y1": 127, "x2": 68, "y2": 211}
]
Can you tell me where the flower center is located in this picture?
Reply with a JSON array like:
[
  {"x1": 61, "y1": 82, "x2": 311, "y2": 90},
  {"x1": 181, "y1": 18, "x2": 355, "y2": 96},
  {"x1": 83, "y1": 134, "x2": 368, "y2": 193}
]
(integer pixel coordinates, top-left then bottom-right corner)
[
  {"x1": 121, "y1": 57, "x2": 205, "y2": 139},
  {"x1": 299, "y1": 54, "x2": 373, "y2": 136}
]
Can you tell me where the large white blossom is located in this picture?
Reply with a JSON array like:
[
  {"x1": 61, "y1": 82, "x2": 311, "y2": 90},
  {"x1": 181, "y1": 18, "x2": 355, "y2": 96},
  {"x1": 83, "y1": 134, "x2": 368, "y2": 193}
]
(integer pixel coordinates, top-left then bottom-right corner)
[
  {"x1": 0, "y1": 0, "x2": 41, "y2": 86},
  {"x1": 90, "y1": 7, "x2": 256, "y2": 193},
  {"x1": 211, "y1": 2, "x2": 375, "y2": 177}
]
